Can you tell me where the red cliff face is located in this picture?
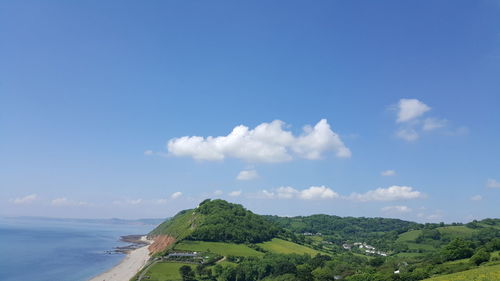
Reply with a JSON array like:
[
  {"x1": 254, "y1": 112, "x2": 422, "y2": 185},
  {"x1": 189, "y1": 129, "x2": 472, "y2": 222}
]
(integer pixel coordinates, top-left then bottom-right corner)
[{"x1": 148, "y1": 235, "x2": 176, "y2": 254}]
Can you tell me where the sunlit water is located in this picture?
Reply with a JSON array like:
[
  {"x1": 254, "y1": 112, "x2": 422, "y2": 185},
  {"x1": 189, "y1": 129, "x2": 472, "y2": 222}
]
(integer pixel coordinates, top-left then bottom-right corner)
[{"x1": 0, "y1": 217, "x2": 156, "y2": 281}]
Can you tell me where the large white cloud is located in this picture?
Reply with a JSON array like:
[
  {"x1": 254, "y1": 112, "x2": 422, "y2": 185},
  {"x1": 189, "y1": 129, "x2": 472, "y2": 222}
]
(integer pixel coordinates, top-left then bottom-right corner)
[
  {"x1": 397, "y1": 99, "x2": 431, "y2": 123},
  {"x1": 349, "y1": 185, "x2": 424, "y2": 201},
  {"x1": 10, "y1": 194, "x2": 38, "y2": 205},
  {"x1": 167, "y1": 119, "x2": 350, "y2": 162}
]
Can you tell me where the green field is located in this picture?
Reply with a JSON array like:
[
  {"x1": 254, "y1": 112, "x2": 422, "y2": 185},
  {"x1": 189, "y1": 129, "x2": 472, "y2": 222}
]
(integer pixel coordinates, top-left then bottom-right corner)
[
  {"x1": 422, "y1": 264, "x2": 500, "y2": 281},
  {"x1": 397, "y1": 230, "x2": 422, "y2": 242},
  {"x1": 174, "y1": 240, "x2": 264, "y2": 257},
  {"x1": 257, "y1": 238, "x2": 323, "y2": 255},
  {"x1": 438, "y1": 226, "x2": 476, "y2": 239},
  {"x1": 143, "y1": 262, "x2": 194, "y2": 281}
]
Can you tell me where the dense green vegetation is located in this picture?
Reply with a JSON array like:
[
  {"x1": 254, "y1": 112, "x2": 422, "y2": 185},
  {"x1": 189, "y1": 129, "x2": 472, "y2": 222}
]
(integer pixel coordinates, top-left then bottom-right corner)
[
  {"x1": 265, "y1": 214, "x2": 420, "y2": 251},
  {"x1": 149, "y1": 199, "x2": 280, "y2": 243},
  {"x1": 189, "y1": 199, "x2": 280, "y2": 243},
  {"x1": 145, "y1": 200, "x2": 500, "y2": 281}
]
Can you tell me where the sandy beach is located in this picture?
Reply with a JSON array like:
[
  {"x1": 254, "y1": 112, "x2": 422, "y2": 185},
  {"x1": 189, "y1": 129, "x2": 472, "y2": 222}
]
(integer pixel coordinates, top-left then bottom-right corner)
[{"x1": 89, "y1": 236, "x2": 152, "y2": 281}]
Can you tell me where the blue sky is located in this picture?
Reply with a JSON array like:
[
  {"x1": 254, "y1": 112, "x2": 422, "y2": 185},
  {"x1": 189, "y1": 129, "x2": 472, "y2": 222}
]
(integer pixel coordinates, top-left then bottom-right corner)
[{"x1": 1, "y1": 0, "x2": 499, "y2": 222}]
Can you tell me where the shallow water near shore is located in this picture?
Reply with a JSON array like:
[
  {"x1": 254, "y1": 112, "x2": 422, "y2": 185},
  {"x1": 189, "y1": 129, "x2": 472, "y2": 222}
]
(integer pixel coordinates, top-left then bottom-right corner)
[{"x1": 0, "y1": 217, "x2": 155, "y2": 281}]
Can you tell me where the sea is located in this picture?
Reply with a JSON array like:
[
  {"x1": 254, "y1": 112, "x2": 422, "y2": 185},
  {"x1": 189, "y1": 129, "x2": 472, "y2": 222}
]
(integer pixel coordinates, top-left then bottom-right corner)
[{"x1": 0, "y1": 216, "x2": 159, "y2": 281}]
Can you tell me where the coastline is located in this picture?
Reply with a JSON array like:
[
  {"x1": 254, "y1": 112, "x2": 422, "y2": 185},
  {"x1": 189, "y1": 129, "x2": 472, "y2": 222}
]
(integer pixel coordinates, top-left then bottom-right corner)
[{"x1": 88, "y1": 236, "x2": 152, "y2": 281}]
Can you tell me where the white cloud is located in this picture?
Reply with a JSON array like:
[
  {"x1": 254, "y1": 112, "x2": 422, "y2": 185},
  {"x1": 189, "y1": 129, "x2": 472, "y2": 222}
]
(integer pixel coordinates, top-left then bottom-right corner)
[
  {"x1": 396, "y1": 128, "x2": 419, "y2": 141},
  {"x1": 112, "y1": 198, "x2": 143, "y2": 205},
  {"x1": 397, "y1": 99, "x2": 431, "y2": 123},
  {"x1": 167, "y1": 119, "x2": 350, "y2": 162},
  {"x1": 228, "y1": 190, "x2": 242, "y2": 197},
  {"x1": 381, "y1": 205, "x2": 412, "y2": 213},
  {"x1": 213, "y1": 190, "x2": 223, "y2": 196},
  {"x1": 423, "y1": 118, "x2": 447, "y2": 131},
  {"x1": 128, "y1": 199, "x2": 143, "y2": 205},
  {"x1": 51, "y1": 197, "x2": 89, "y2": 207},
  {"x1": 236, "y1": 169, "x2": 259, "y2": 181},
  {"x1": 276, "y1": 186, "x2": 299, "y2": 199},
  {"x1": 144, "y1": 150, "x2": 154, "y2": 156},
  {"x1": 487, "y1": 179, "x2": 500, "y2": 189},
  {"x1": 349, "y1": 185, "x2": 424, "y2": 201},
  {"x1": 381, "y1": 170, "x2": 396, "y2": 176},
  {"x1": 299, "y1": 185, "x2": 339, "y2": 200},
  {"x1": 155, "y1": 198, "x2": 168, "y2": 204},
  {"x1": 471, "y1": 195, "x2": 483, "y2": 201},
  {"x1": 170, "y1": 192, "x2": 182, "y2": 199},
  {"x1": 256, "y1": 186, "x2": 338, "y2": 200},
  {"x1": 10, "y1": 194, "x2": 38, "y2": 205}
]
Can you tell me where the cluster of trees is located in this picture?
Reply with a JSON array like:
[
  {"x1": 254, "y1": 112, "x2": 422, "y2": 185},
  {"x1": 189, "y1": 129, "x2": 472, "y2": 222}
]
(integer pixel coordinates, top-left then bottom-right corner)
[
  {"x1": 188, "y1": 199, "x2": 281, "y2": 243},
  {"x1": 266, "y1": 214, "x2": 420, "y2": 251},
  {"x1": 178, "y1": 252, "x2": 434, "y2": 281}
]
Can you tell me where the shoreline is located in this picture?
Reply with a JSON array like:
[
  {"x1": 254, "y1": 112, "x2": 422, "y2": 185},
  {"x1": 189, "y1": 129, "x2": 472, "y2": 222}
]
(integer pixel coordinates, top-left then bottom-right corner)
[{"x1": 88, "y1": 236, "x2": 152, "y2": 281}]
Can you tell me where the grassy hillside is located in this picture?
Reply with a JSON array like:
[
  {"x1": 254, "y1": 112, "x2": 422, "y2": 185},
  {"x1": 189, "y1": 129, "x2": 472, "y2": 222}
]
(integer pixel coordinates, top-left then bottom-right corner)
[
  {"x1": 174, "y1": 240, "x2": 264, "y2": 257},
  {"x1": 422, "y1": 264, "x2": 500, "y2": 281},
  {"x1": 149, "y1": 209, "x2": 197, "y2": 240},
  {"x1": 257, "y1": 238, "x2": 323, "y2": 256}
]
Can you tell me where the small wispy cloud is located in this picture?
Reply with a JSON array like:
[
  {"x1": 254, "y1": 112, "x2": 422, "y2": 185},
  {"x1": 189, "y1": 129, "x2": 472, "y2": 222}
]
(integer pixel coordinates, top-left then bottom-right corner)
[
  {"x1": 381, "y1": 170, "x2": 396, "y2": 176},
  {"x1": 170, "y1": 192, "x2": 182, "y2": 199},
  {"x1": 256, "y1": 186, "x2": 339, "y2": 200},
  {"x1": 487, "y1": 179, "x2": 500, "y2": 189},
  {"x1": 392, "y1": 98, "x2": 464, "y2": 141},
  {"x1": 228, "y1": 190, "x2": 242, "y2": 197},
  {"x1": 471, "y1": 195, "x2": 483, "y2": 201},
  {"x1": 396, "y1": 99, "x2": 431, "y2": 123},
  {"x1": 51, "y1": 197, "x2": 89, "y2": 207},
  {"x1": 348, "y1": 186, "x2": 424, "y2": 202},
  {"x1": 381, "y1": 205, "x2": 412, "y2": 213},
  {"x1": 236, "y1": 169, "x2": 259, "y2": 181},
  {"x1": 10, "y1": 194, "x2": 38, "y2": 205}
]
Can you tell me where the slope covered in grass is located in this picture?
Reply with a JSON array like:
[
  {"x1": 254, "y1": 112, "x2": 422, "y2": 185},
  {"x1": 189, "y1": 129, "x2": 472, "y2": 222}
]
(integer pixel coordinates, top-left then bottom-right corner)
[
  {"x1": 174, "y1": 240, "x2": 264, "y2": 257},
  {"x1": 422, "y1": 264, "x2": 500, "y2": 281},
  {"x1": 149, "y1": 209, "x2": 197, "y2": 240},
  {"x1": 257, "y1": 238, "x2": 323, "y2": 256}
]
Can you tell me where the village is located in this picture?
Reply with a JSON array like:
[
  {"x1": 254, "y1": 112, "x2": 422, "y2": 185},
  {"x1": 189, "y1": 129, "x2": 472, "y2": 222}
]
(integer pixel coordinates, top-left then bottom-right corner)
[{"x1": 342, "y1": 242, "x2": 388, "y2": 257}]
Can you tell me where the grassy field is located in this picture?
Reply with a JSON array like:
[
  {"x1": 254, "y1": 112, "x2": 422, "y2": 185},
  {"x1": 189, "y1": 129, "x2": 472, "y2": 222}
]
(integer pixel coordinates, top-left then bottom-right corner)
[
  {"x1": 395, "y1": 252, "x2": 425, "y2": 258},
  {"x1": 143, "y1": 262, "x2": 194, "y2": 281},
  {"x1": 174, "y1": 240, "x2": 264, "y2": 257},
  {"x1": 438, "y1": 226, "x2": 476, "y2": 239},
  {"x1": 422, "y1": 264, "x2": 500, "y2": 281},
  {"x1": 257, "y1": 238, "x2": 323, "y2": 255},
  {"x1": 397, "y1": 230, "x2": 422, "y2": 242}
]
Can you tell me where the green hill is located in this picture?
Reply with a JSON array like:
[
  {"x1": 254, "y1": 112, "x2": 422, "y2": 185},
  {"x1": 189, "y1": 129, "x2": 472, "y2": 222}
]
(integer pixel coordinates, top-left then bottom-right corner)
[
  {"x1": 141, "y1": 200, "x2": 500, "y2": 281},
  {"x1": 149, "y1": 199, "x2": 280, "y2": 243}
]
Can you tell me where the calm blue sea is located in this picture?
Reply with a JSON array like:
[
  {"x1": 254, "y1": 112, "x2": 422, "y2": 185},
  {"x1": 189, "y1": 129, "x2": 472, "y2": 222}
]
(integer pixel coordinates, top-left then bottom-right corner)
[{"x1": 0, "y1": 217, "x2": 156, "y2": 281}]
